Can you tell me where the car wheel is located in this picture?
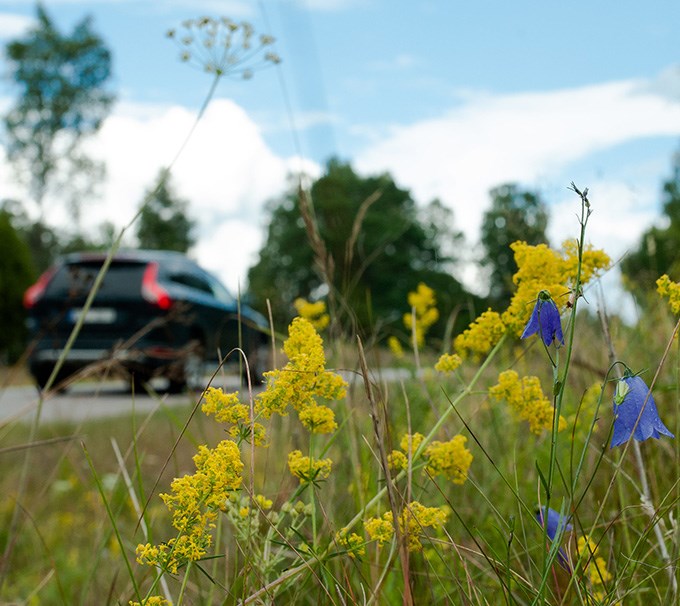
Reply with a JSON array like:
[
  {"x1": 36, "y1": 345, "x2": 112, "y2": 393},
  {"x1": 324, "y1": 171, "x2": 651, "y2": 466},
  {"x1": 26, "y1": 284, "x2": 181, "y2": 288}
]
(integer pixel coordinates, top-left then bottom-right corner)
[
  {"x1": 167, "y1": 341, "x2": 205, "y2": 394},
  {"x1": 129, "y1": 370, "x2": 152, "y2": 394}
]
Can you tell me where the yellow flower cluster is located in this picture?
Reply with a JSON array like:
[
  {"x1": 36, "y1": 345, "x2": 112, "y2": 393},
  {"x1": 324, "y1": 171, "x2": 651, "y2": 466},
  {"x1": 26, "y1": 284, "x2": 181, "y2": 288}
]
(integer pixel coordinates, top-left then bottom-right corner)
[
  {"x1": 455, "y1": 241, "x2": 610, "y2": 357},
  {"x1": 503, "y1": 241, "x2": 609, "y2": 336},
  {"x1": 387, "y1": 432, "x2": 472, "y2": 485},
  {"x1": 294, "y1": 297, "x2": 330, "y2": 331},
  {"x1": 388, "y1": 335, "x2": 405, "y2": 359},
  {"x1": 387, "y1": 450, "x2": 408, "y2": 470},
  {"x1": 255, "y1": 317, "x2": 346, "y2": 434},
  {"x1": 434, "y1": 353, "x2": 462, "y2": 373},
  {"x1": 488, "y1": 370, "x2": 566, "y2": 434},
  {"x1": 335, "y1": 528, "x2": 366, "y2": 558},
  {"x1": 401, "y1": 432, "x2": 425, "y2": 454},
  {"x1": 363, "y1": 515, "x2": 394, "y2": 545},
  {"x1": 657, "y1": 274, "x2": 680, "y2": 314},
  {"x1": 202, "y1": 387, "x2": 266, "y2": 445},
  {"x1": 577, "y1": 535, "x2": 614, "y2": 601},
  {"x1": 136, "y1": 439, "x2": 243, "y2": 574},
  {"x1": 424, "y1": 436, "x2": 473, "y2": 484},
  {"x1": 129, "y1": 597, "x2": 172, "y2": 606},
  {"x1": 287, "y1": 449, "x2": 332, "y2": 485},
  {"x1": 298, "y1": 404, "x2": 338, "y2": 433},
  {"x1": 364, "y1": 501, "x2": 449, "y2": 552},
  {"x1": 454, "y1": 310, "x2": 505, "y2": 358},
  {"x1": 403, "y1": 282, "x2": 439, "y2": 348}
]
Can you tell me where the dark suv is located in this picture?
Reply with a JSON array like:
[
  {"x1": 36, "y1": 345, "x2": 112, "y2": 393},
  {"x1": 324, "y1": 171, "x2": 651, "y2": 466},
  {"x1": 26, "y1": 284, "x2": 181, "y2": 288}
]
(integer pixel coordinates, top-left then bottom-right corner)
[{"x1": 23, "y1": 250, "x2": 269, "y2": 392}]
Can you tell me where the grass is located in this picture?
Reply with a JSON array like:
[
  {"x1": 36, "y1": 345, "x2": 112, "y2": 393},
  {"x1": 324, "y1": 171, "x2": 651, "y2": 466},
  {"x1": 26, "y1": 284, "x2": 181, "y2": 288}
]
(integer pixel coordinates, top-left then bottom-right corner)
[
  {"x1": 1, "y1": 22, "x2": 678, "y2": 604},
  {"x1": 1, "y1": 296, "x2": 679, "y2": 605}
]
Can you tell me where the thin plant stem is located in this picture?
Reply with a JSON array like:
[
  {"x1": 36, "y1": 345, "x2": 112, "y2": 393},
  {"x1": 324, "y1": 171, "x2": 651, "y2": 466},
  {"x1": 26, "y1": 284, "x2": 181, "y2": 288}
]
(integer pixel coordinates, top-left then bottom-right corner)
[
  {"x1": 241, "y1": 333, "x2": 507, "y2": 605},
  {"x1": 599, "y1": 297, "x2": 679, "y2": 596}
]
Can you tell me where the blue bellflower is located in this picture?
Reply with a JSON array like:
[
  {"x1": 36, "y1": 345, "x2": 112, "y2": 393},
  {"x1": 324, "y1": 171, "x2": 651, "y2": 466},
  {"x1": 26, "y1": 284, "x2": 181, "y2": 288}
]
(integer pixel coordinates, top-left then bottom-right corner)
[
  {"x1": 521, "y1": 291, "x2": 564, "y2": 347},
  {"x1": 611, "y1": 374, "x2": 674, "y2": 448},
  {"x1": 536, "y1": 506, "x2": 572, "y2": 570}
]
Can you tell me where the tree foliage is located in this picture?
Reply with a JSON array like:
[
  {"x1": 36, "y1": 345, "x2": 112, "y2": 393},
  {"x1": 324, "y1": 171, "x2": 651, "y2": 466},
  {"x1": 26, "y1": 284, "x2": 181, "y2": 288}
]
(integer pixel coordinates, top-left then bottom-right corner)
[
  {"x1": 3, "y1": 4, "x2": 114, "y2": 216},
  {"x1": 136, "y1": 172, "x2": 195, "y2": 252},
  {"x1": 621, "y1": 154, "x2": 680, "y2": 293},
  {"x1": 0, "y1": 211, "x2": 35, "y2": 362},
  {"x1": 248, "y1": 159, "x2": 481, "y2": 338},
  {"x1": 480, "y1": 183, "x2": 549, "y2": 308}
]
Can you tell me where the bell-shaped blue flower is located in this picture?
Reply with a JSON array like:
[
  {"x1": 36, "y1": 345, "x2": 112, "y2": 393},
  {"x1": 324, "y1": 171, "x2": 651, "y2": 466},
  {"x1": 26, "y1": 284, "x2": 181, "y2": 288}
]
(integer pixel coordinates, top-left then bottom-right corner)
[
  {"x1": 521, "y1": 291, "x2": 564, "y2": 347},
  {"x1": 611, "y1": 374, "x2": 674, "y2": 448},
  {"x1": 536, "y1": 506, "x2": 572, "y2": 570}
]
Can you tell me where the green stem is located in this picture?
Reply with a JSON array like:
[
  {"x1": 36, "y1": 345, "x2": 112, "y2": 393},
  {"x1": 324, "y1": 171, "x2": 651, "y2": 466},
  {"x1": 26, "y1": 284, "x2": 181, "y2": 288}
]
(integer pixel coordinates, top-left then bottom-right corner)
[
  {"x1": 241, "y1": 333, "x2": 507, "y2": 605},
  {"x1": 536, "y1": 185, "x2": 590, "y2": 605},
  {"x1": 176, "y1": 561, "x2": 193, "y2": 606}
]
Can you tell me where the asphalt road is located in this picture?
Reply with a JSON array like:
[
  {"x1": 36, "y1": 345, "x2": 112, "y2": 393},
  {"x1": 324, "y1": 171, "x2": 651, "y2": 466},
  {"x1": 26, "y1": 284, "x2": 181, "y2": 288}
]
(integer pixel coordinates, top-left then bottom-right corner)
[
  {"x1": 0, "y1": 374, "x2": 250, "y2": 425},
  {"x1": 0, "y1": 367, "x2": 408, "y2": 426}
]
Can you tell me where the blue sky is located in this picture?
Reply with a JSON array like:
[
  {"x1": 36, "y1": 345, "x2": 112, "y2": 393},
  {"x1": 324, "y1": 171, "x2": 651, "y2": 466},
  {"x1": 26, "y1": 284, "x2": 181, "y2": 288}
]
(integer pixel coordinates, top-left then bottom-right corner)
[{"x1": 1, "y1": 0, "x2": 680, "y2": 312}]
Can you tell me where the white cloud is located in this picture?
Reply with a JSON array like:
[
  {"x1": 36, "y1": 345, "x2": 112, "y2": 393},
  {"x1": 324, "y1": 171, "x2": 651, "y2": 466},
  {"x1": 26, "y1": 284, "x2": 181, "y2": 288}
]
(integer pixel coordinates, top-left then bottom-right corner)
[
  {"x1": 15, "y1": 97, "x2": 319, "y2": 291},
  {"x1": 0, "y1": 12, "x2": 31, "y2": 38},
  {"x1": 96, "y1": 99, "x2": 320, "y2": 290},
  {"x1": 356, "y1": 77, "x2": 680, "y2": 258}
]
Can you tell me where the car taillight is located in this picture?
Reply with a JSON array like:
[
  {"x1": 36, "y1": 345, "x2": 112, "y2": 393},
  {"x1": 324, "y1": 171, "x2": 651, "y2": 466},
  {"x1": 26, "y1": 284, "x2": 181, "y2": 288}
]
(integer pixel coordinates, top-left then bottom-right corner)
[
  {"x1": 23, "y1": 267, "x2": 57, "y2": 309},
  {"x1": 141, "y1": 262, "x2": 172, "y2": 310}
]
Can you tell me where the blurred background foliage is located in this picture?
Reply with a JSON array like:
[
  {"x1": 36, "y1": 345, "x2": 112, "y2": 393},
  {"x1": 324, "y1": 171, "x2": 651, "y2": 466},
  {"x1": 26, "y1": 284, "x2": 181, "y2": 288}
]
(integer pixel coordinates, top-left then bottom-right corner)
[{"x1": 2, "y1": 4, "x2": 680, "y2": 362}]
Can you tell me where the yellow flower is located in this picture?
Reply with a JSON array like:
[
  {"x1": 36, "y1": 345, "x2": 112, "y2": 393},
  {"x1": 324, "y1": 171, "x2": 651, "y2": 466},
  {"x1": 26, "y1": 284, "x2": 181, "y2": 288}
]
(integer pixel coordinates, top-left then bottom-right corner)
[
  {"x1": 454, "y1": 240, "x2": 609, "y2": 357},
  {"x1": 577, "y1": 534, "x2": 598, "y2": 556},
  {"x1": 335, "y1": 528, "x2": 366, "y2": 558},
  {"x1": 364, "y1": 513, "x2": 394, "y2": 545},
  {"x1": 588, "y1": 556, "x2": 613, "y2": 585},
  {"x1": 502, "y1": 240, "x2": 610, "y2": 336},
  {"x1": 137, "y1": 439, "x2": 243, "y2": 573},
  {"x1": 657, "y1": 274, "x2": 680, "y2": 314},
  {"x1": 403, "y1": 282, "x2": 439, "y2": 348},
  {"x1": 454, "y1": 309, "x2": 506, "y2": 358},
  {"x1": 129, "y1": 597, "x2": 172, "y2": 606},
  {"x1": 489, "y1": 370, "x2": 567, "y2": 434},
  {"x1": 202, "y1": 388, "x2": 248, "y2": 424},
  {"x1": 203, "y1": 388, "x2": 266, "y2": 445},
  {"x1": 388, "y1": 336, "x2": 404, "y2": 359},
  {"x1": 435, "y1": 353, "x2": 462, "y2": 373},
  {"x1": 365, "y1": 501, "x2": 449, "y2": 552},
  {"x1": 298, "y1": 404, "x2": 338, "y2": 434},
  {"x1": 294, "y1": 297, "x2": 330, "y2": 330},
  {"x1": 400, "y1": 432, "x2": 425, "y2": 456},
  {"x1": 287, "y1": 449, "x2": 332, "y2": 485},
  {"x1": 254, "y1": 494, "x2": 273, "y2": 510},
  {"x1": 387, "y1": 450, "x2": 408, "y2": 470},
  {"x1": 255, "y1": 318, "x2": 346, "y2": 428},
  {"x1": 424, "y1": 435, "x2": 473, "y2": 484}
]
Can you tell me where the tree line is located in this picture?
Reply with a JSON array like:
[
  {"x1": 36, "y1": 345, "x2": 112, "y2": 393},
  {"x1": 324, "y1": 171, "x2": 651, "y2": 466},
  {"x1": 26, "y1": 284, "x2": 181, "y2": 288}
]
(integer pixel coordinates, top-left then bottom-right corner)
[{"x1": 1, "y1": 4, "x2": 679, "y2": 362}]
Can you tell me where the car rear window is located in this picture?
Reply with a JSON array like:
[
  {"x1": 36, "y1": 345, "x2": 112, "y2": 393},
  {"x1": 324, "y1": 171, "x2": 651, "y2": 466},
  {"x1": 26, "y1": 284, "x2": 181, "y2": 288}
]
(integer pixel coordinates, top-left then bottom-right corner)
[{"x1": 45, "y1": 260, "x2": 148, "y2": 300}]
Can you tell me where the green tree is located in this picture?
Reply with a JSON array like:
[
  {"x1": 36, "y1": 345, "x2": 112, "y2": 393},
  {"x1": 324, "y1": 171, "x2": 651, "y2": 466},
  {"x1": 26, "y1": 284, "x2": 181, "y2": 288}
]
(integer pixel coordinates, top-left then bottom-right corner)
[
  {"x1": 248, "y1": 159, "x2": 480, "y2": 338},
  {"x1": 0, "y1": 199, "x2": 59, "y2": 273},
  {"x1": 3, "y1": 4, "x2": 114, "y2": 220},
  {"x1": 136, "y1": 172, "x2": 195, "y2": 252},
  {"x1": 621, "y1": 153, "x2": 680, "y2": 293},
  {"x1": 0, "y1": 210, "x2": 35, "y2": 363},
  {"x1": 480, "y1": 183, "x2": 549, "y2": 308}
]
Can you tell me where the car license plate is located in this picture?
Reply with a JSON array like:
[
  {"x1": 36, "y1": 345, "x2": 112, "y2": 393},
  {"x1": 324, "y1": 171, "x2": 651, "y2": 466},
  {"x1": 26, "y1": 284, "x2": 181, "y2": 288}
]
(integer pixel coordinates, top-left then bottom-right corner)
[{"x1": 69, "y1": 307, "x2": 117, "y2": 324}]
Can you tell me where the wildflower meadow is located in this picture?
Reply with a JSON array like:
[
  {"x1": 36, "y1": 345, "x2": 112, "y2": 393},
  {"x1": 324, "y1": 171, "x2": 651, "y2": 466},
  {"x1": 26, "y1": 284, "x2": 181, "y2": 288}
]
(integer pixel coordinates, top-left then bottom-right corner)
[{"x1": 3, "y1": 15, "x2": 680, "y2": 606}]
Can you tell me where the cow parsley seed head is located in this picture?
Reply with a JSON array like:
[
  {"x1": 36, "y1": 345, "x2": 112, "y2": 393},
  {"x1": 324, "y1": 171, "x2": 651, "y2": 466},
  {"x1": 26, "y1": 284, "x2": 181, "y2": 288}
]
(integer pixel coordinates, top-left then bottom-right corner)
[{"x1": 167, "y1": 17, "x2": 280, "y2": 78}]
